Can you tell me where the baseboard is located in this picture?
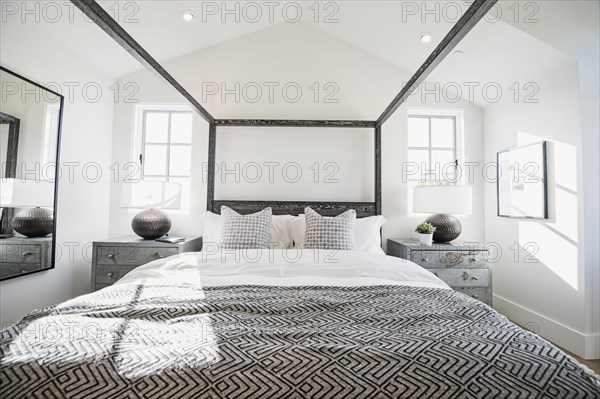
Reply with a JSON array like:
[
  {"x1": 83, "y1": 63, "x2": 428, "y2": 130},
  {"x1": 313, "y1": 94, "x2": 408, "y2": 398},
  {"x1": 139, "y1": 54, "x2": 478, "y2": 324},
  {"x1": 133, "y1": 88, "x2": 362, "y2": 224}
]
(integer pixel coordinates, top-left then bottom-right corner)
[{"x1": 493, "y1": 294, "x2": 600, "y2": 360}]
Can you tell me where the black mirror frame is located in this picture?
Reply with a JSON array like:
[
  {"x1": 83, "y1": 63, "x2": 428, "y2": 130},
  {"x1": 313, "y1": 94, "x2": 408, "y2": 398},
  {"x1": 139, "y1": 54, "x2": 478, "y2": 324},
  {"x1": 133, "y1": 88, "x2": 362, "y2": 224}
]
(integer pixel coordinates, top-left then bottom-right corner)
[{"x1": 0, "y1": 66, "x2": 64, "y2": 281}]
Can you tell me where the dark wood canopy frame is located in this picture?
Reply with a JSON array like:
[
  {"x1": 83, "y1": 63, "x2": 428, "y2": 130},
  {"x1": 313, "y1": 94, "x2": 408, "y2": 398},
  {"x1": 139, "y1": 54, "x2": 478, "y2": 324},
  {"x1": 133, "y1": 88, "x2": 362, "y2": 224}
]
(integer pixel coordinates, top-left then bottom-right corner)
[
  {"x1": 208, "y1": 119, "x2": 381, "y2": 217},
  {"x1": 72, "y1": 0, "x2": 497, "y2": 216},
  {"x1": 0, "y1": 111, "x2": 20, "y2": 235}
]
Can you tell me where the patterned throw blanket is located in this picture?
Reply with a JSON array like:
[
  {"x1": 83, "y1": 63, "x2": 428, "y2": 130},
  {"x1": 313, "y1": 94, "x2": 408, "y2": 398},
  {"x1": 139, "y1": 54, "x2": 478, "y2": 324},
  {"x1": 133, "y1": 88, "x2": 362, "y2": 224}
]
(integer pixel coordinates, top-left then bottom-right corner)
[{"x1": 1, "y1": 284, "x2": 599, "y2": 398}]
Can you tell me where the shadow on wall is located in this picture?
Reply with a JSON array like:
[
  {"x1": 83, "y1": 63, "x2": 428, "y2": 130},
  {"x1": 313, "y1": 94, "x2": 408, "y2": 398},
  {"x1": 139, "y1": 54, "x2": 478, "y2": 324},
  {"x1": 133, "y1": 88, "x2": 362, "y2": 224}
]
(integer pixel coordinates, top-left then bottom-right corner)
[{"x1": 516, "y1": 131, "x2": 579, "y2": 290}]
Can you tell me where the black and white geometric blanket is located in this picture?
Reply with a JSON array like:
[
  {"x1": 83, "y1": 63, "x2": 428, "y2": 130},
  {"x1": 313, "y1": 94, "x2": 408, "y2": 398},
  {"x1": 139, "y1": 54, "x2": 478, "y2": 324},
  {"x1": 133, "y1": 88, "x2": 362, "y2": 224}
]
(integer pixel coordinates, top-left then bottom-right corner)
[{"x1": 1, "y1": 284, "x2": 599, "y2": 398}]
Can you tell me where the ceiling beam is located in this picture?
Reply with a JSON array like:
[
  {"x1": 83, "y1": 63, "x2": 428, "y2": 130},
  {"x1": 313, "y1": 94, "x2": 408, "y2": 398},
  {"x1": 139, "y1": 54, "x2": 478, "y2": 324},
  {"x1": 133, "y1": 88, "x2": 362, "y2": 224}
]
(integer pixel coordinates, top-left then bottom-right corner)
[
  {"x1": 377, "y1": 0, "x2": 498, "y2": 126},
  {"x1": 71, "y1": 0, "x2": 214, "y2": 124},
  {"x1": 215, "y1": 119, "x2": 377, "y2": 128}
]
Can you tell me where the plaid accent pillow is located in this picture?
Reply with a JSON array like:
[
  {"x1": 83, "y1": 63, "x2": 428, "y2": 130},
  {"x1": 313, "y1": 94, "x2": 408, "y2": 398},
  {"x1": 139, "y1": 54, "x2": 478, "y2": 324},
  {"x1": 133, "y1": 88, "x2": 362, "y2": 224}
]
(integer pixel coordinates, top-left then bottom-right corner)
[
  {"x1": 304, "y1": 207, "x2": 356, "y2": 250},
  {"x1": 220, "y1": 206, "x2": 272, "y2": 249}
]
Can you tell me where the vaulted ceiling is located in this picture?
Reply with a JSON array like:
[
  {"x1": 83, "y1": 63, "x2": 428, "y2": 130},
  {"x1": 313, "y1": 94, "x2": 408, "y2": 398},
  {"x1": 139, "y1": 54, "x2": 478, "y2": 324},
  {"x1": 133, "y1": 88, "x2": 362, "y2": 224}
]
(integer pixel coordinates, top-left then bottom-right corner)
[{"x1": 2, "y1": 1, "x2": 594, "y2": 108}]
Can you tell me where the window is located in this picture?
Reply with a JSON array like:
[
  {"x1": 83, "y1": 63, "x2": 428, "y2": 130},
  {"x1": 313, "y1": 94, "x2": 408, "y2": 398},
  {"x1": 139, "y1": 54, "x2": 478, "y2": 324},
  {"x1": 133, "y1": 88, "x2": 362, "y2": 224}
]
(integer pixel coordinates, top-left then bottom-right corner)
[
  {"x1": 42, "y1": 103, "x2": 60, "y2": 167},
  {"x1": 138, "y1": 107, "x2": 193, "y2": 209},
  {"x1": 407, "y1": 114, "x2": 458, "y2": 182}
]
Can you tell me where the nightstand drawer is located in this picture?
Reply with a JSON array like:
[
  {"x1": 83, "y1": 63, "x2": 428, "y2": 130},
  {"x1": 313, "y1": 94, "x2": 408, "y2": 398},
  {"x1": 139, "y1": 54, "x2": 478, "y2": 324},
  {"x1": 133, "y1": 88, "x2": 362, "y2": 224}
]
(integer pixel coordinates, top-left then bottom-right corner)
[
  {"x1": 0, "y1": 263, "x2": 43, "y2": 277},
  {"x1": 455, "y1": 287, "x2": 491, "y2": 304},
  {"x1": 410, "y1": 250, "x2": 488, "y2": 269},
  {"x1": 91, "y1": 236, "x2": 202, "y2": 292},
  {"x1": 94, "y1": 283, "x2": 113, "y2": 291},
  {"x1": 0, "y1": 244, "x2": 42, "y2": 264},
  {"x1": 388, "y1": 239, "x2": 492, "y2": 306},
  {"x1": 429, "y1": 268, "x2": 489, "y2": 288},
  {"x1": 95, "y1": 265, "x2": 138, "y2": 284},
  {"x1": 96, "y1": 246, "x2": 178, "y2": 266}
]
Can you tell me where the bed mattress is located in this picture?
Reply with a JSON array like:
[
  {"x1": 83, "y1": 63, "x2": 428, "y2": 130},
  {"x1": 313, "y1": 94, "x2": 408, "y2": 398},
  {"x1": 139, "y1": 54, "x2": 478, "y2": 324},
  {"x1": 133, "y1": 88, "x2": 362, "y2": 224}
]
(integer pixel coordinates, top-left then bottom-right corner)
[{"x1": 1, "y1": 250, "x2": 599, "y2": 398}]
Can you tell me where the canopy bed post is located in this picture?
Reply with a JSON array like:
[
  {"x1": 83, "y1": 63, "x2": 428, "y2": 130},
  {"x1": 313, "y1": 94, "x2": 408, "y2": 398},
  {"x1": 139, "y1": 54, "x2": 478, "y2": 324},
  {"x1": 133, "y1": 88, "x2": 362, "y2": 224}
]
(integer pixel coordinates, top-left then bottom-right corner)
[
  {"x1": 375, "y1": 124, "x2": 382, "y2": 215},
  {"x1": 206, "y1": 122, "x2": 217, "y2": 213}
]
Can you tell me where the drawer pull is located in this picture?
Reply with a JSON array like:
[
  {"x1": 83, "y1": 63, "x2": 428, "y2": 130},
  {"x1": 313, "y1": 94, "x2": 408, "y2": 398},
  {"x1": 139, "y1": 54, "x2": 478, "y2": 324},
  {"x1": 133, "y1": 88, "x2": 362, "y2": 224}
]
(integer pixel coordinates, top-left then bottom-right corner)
[
  {"x1": 462, "y1": 272, "x2": 479, "y2": 281},
  {"x1": 472, "y1": 294, "x2": 479, "y2": 299},
  {"x1": 421, "y1": 258, "x2": 429, "y2": 263},
  {"x1": 107, "y1": 254, "x2": 115, "y2": 259},
  {"x1": 21, "y1": 270, "x2": 28, "y2": 274},
  {"x1": 154, "y1": 253, "x2": 164, "y2": 259},
  {"x1": 22, "y1": 252, "x2": 33, "y2": 257},
  {"x1": 107, "y1": 272, "x2": 114, "y2": 277},
  {"x1": 469, "y1": 257, "x2": 478, "y2": 263}
]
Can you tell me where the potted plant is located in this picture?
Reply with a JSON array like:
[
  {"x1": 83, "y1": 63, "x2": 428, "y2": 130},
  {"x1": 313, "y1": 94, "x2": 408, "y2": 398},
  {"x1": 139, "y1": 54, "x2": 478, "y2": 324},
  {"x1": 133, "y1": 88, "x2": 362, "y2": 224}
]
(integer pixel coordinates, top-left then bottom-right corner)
[{"x1": 415, "y1": 221, "x2": 436, "y2": 246}]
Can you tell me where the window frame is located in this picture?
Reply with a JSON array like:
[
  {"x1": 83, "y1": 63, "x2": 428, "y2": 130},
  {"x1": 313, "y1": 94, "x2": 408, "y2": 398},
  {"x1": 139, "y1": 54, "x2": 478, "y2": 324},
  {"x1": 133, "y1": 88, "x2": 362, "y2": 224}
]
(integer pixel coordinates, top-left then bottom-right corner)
[
  {"x1": 130, "y1": 104, "x2": 194, "y2": 212},
  {"x1": 407, "y1": 113, "x2": 460, "y2": 182},
  {"x1": 140, "y1": 109, "x2": 193, "y2": 181}
]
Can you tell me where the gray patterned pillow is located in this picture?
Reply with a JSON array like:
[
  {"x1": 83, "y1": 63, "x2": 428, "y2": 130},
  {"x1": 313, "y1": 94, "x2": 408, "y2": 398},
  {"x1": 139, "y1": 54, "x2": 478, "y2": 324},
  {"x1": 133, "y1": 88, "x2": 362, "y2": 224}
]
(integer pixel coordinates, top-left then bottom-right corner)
[
  {"x1": 220, "y1": 206, "x2": 272, "y2": 249},
  {"x1": 304, "y1": 207, "x2": 356, "y2": 250}
]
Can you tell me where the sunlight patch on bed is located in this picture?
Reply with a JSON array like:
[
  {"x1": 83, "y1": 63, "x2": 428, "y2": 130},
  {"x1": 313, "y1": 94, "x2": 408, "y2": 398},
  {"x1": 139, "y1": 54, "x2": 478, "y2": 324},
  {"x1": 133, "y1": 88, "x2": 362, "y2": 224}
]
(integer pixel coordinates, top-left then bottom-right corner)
[
  {"x1": 113, "y1": 314, "x2": 221, "y2": 378},
  {"x1": 1, "y1": 313, "x2": 221, "y2": 378}
]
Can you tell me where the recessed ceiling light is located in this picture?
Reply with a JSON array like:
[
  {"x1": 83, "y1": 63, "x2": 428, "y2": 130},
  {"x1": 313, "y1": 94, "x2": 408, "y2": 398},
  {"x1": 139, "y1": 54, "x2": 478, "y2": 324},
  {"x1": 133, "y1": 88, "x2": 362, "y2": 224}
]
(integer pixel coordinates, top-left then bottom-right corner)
[
  {"x1": 182, "y1": 11, "x2": 194, "y2": 21},
  {"x1": 420, "y1": 32, "x2": 432, "y2": 43}
]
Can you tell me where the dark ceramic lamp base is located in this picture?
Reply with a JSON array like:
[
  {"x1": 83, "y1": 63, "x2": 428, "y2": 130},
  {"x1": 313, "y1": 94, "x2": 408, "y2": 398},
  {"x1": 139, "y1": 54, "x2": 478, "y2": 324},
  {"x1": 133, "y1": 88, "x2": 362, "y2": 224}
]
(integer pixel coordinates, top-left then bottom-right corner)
[
  {"x1": 12, "y1": 207, "x2": 54, "y2": 237},
  {"x1": 425, "y1": 213, "x2": 462, "y2": 243},
  {"x1": 132, "y1": 209, "x2": 171, "y2": 240}
]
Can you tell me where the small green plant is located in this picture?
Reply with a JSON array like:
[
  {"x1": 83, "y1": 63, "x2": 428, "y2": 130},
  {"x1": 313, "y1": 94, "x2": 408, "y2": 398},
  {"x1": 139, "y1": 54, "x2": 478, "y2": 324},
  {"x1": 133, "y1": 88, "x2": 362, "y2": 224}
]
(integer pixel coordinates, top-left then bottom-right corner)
[{"x1": 415, "y1": 221, "x2": 436, "y2": 234}]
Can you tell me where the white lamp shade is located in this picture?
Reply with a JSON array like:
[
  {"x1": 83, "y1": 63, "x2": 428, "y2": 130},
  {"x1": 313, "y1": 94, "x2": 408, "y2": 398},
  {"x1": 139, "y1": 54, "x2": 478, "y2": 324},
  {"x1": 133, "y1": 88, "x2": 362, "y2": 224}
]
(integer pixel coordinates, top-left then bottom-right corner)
[
  {"x1": 0, "y1": 178, "x2": 55, "y2": 207},
  {"x1": 121, "y1": 180, "x2": 182, "y2": 209},
  {"x1": 413, "y1": 185, "x2": 472, "y2": 215}
]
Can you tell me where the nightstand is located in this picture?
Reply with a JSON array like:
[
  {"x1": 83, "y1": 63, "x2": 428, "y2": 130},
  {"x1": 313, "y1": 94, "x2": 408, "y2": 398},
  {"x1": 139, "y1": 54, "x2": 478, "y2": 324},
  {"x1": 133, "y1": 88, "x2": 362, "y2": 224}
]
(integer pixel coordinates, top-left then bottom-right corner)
[
  {"x1": 91, "y1": 236, "x2": 202, "y2": 291},
  {"x1": 0, "y1": 237, "x2": 52, "y2": 279},
  {"x1": 387, "y1": 238, "x2": 492, "y2": 305}
]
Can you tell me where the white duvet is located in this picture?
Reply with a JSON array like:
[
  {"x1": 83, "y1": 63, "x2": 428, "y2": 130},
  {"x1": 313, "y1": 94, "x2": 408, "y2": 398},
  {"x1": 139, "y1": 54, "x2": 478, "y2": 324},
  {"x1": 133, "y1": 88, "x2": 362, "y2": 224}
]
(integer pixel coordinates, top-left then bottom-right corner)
[{"x1": 115, "y1": 249, "x2": 450, "y2": 290}]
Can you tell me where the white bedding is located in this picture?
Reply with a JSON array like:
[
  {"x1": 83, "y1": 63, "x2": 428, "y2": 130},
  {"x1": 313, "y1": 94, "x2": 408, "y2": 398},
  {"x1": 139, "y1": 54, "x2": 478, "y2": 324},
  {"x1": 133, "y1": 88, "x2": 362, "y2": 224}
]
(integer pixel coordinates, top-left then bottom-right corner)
[{"x1": 115, "y1": 249, "x2": 450, "y2": 290}]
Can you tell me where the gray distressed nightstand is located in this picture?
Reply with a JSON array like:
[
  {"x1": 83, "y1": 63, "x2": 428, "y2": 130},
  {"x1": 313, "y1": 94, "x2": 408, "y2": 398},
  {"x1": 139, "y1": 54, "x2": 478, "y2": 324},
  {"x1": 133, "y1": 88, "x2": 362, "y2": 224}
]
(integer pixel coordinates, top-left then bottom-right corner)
[
  {"x1": 387, "y1": 238, "x2": 492, "y2": 305},
  {"x1": 0, "y1": 237, "x2": 52, "y2": 279},
  {"x1": 91, "y1": 236, "x2": 202, "y2": 291}
]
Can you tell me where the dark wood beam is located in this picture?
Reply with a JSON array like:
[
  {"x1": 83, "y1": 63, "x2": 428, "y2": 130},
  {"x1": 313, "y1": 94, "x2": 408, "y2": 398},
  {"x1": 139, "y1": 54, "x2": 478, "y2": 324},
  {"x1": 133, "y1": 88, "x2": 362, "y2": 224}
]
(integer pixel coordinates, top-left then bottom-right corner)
[
  {"x1": 71, "y1": 0, "x2": 214, "y2": 124},
  {"x1": 215, "y1": 119, "x2": 377, "y2": 128},
  {"x1": 377, "y1": 0, "x2": 498, "y2": 125}
]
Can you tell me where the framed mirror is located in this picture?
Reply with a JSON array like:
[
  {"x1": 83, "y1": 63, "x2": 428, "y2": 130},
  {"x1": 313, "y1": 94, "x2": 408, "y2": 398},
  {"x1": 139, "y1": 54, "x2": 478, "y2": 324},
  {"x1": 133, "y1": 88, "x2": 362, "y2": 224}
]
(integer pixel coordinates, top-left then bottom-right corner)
[{"x1": 0, "y1": 66, "x2": 63, "y2": 281}]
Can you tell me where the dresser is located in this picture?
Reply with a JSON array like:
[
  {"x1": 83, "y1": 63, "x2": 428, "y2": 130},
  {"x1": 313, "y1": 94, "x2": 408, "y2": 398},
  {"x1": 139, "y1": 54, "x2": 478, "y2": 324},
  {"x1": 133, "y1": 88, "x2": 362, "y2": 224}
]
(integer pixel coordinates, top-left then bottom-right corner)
[
  {"x1": 91, "y1": 236, "x2": 203, "y2": 291},
  {"x1": 387, "y1": 238, "x2": 492, "y2": 305},
  {"x1": 0, "y1": 236, "x2": 52, "y2": 279}
]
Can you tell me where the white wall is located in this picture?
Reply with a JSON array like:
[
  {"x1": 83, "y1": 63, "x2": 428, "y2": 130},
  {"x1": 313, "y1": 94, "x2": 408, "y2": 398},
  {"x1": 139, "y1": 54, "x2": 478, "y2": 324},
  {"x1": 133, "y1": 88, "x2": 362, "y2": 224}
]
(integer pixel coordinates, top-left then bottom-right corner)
[
  {"x1": 108, "y1": 23, "x2": 485, "y2": 246},
  {"x1": 0, "y1": 73, "x2": 53, "y2": 177},
  {"x1": 491, "y1": 1, "x2": 600, "y2": 359},
  {"x1": 483, "y1": 61, "x2": 597, "y2": 358},
  {"x1": 0, "y1": 22, "x2": 114, "y2": 325}
]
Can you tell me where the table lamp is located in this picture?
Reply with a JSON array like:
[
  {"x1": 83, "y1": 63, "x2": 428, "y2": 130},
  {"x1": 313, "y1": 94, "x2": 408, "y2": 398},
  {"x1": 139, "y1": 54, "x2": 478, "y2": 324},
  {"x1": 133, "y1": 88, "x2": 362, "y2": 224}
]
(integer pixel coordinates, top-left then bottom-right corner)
[
  {"x1": 413, "y1": 184, "x2": 472, "y2": 243},
  {"x1": 121, "y1": 180, "x2": 181, "y2": 239},
  {"x1": 0, "y1": 178, "x2": 55, "y2": 237}
]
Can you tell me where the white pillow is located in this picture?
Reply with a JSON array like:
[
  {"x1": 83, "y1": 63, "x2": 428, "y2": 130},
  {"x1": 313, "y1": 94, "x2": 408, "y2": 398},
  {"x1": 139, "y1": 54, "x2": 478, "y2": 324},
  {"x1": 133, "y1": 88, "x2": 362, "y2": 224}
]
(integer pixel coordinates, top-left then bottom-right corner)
[
  {"x1": 270, "y1": 214, "x2": 295, "y2": 249},
  {"x1": 202, "y1": 211, "x2": 295, "y2": 248},
  {"x1": 288, "y1": 216, "x2": 306, "y2": 248},
  {"x1": 288, "y1": 214, "x2": 387, "y2": 255},
  {"x1": 203, "y1": 211, "x2": 223, "y2": 244},
  {"x1": 355, "y1": 215, "x2": 387, "y2": 255}
]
